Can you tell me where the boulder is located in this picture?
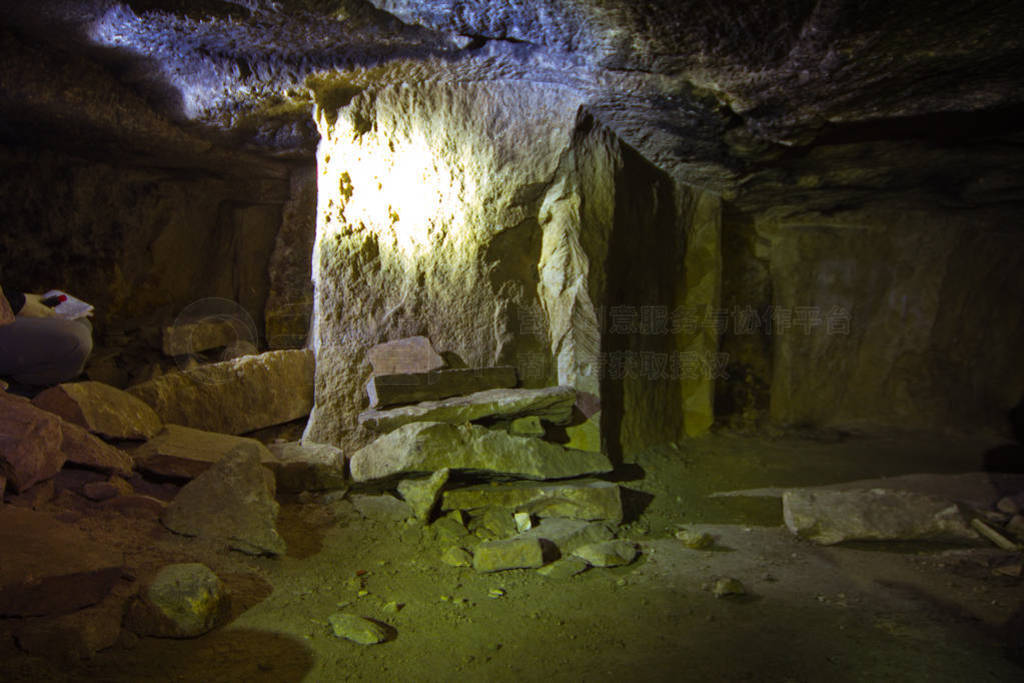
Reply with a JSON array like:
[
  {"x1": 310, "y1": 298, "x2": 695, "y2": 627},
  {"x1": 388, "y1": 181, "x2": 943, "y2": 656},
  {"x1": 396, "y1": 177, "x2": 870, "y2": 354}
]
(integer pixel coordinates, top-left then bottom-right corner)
[
  {"x1": 0, "y1": 393, "x2": 65, "y2": 493},
  {"x1": 0, "y1": 507, "x2": 123, "y2": 616},
  {"x1": 267, "y1": 440, "x2": 347, "y2": 493},
  {"x1": 366, "y1": 336, "x2": 445, "y2": 376},
  {"x1": 160, "y1": 448, "x2": 286, "y2": 556},
  {"x1": 123, "y1": 563, "x2": 231, "y2": 638},
  {"x1": 366, "y1": 366, "x2": 517, "y2": 409},
  {"x1": 134, "y1": 424, "x2": 275, "y2": 480},
  {"x1": 32, "y1": 381, "x2": 162, "y2": 440},
  {"x1": 359, "y1": 386, "x2": 575, "y2": 433},
  {"x1": 472, "y1": 537, "x2": 545, "y2": 573},
  {"x1": 397, "y1": 468, "x2": 450, "y2": 523},
  {"x1": 442, "y1": 479, "x2": 623, "y2": 523},
  {"x1": 328, "y1": 614, "x2": 390, "y2": 645},
  {"x1": 782, "y1": 488, "x2": 981, "y2": 545},
  {"x1": 573, "y1": 540, "x2": 638, "y2": 567},
  {"x1": 58, "y1": 421, "x2": 134, "y2": 477},
  {"x1": 127, "y1": 350, "x2": 314, "y2": 435},
  {"x1": 349, "y1": 422, "x2": 613, "y2": 482}
]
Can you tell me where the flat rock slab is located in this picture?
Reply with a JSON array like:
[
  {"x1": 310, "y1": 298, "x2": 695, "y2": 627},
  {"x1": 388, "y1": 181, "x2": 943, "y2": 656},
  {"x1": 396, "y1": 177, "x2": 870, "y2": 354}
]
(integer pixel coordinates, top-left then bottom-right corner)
[
  {"x1": 359, "y1": 385, "x2": 576, "y2": 432},
  {"x1": 128, "y1": 349, "x2": 314, "y2": 435},
  {"x1": 124, "y1": 563, "x2": 231, "y2": 638},
  {"x1": 134, "y1": 424, "x2": 275, "y2": 480},
  {"x1": 366, "y1": 336, "x2": 445, "y2": 376},
  {"x1": 33, "y1": 381, "x2": 162, "y2": 440},
  {"x1": 518, "y1": 518, "x2": 617, "y2": 556},
  {"x1": 366, "y1": 366, "x2": 517, "y2": 408},
  {"x1": 783, "y1": 488, "x2": 981, "y2": 545},
  {"x1": 349, "y1": 422, "x2": 613, "y2": 482},
  {"x1": 59, "y1": 421, "x2": 134, "y2": 477},
  {"x1": 442, "y1": 479, "x2": 623, "y2": 523},
  {"x1": 161, "y1": 448, "x2": 286, "y2": 556},
  {"x1": 0, "y1": 393, "x2": 65, "y2": 493},
  {"x1": 163, "y1": 319, "x2": 250, "y2": 357},
  {"x1": 536, "y1": 556, "x2": 590, "y2": 580},
  {"x1": 0, "y1": 508, "x2": 124, "y2": 617},
  {"x1": 328, "y1": 613, "x2": 390, "y2": 645},
  {"x1": 473, "y1": 537, "x2": 545, "y2": 572}
]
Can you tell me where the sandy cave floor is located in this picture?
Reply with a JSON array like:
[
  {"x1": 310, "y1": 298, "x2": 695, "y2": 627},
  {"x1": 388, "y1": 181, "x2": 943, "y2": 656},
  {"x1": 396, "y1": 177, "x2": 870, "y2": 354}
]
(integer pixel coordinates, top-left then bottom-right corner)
[{"x1": 3, "y1": 431, "x2": 1024, "y2": 682}]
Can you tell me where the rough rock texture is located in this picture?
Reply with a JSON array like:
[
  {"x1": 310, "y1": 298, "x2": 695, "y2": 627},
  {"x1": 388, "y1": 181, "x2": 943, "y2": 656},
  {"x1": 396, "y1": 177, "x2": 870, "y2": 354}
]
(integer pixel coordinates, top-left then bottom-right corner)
[
  {"x1": 0, "y1": 394, "x2": 65, "y2": 493},
  {"x1": 366, "y1": 336, "x2": 446, "y2": 376},
  {"x1": 397, "y1": 468, "x2": 450, "y2": 523},
  {"x1": 359, "y1": 386, "x2": 576, "y2": 432},
  {"x1": 782, "y1": 488, "x2": 981, "y2": 545},
  {"x1": 160, "y1": 448, "x2": 286, "y2": 556},
  {"x1": 442, "y1": 479, "x2": 623, "y2": 523},
  {"x1": 162, "y1": 320, "x2": 248, "y2": 357},
  {"x1": 13, "y1": 596, "x2": 124, "y2": 663},
  {"x1": 366, "y1": 367, "x2": 518, "y2": 409},
  {"x1": 123, "y1": 563, "x2": 231, "y2": 639},
  {"x1": 573, "y1": 540, "x2": 638, "y2": 568},
  {"x1": 0, "y1": 289, "x2": 13, "y2": 325},
  {"x1": 134, "y1": 425, "x2": 275, "y2": 480},
  {"x1": 128, "y1": 350, "x2": 314, "y2": 435},
  {"x1": 518, "y1": 518, "x2": 617, "y2": 556},
  {"x1": 328, "y1": 614, "x2": 390, "y2": 645},
  {"x1": 348, "y1": 422, "x2": 613, "y2": 482},
  {"x1": 33, "y1": 381, "x2": 162, "y2": 441},
  {"x1": 0, "y1": 508, "x2": 123, "y2": 617},
  {"x1": 472, "y1": 537, "x2": 546, "y2": 573},
  {"x1": 58, "y1": 421, "x2": 134, "y2": 478},
  {"x1": 267, "y1": 440, "x2": 347, "y2": 493}
]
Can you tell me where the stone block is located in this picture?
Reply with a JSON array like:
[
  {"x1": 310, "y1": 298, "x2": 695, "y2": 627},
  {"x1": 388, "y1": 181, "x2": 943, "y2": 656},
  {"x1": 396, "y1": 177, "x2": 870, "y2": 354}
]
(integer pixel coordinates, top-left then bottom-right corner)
[
  {"x1": 573, "y1": 540, "x2": 637, "y2": 567},
  {"x1": 123, "y1": 563, "x2": 231, "y2": 638},
  {"x1": 134, "y1": 424, "x2": 275, "y2": 480},
  {"x1": 349, "y1": 422, "x2": 613, "y2": 482},
  {"x1": 0, "y1": 507, "x2": 123, "y2": 617},
  {"x1": 366, "y1": 367, "x2": 517, "y2": 409},
  {"x1": 267, "y1": 440, "x2": 347, "y2": 493},
  {"x1": 397, "y1": 468, "x2": 450, "y2": 523},
  {"x1": 0, "y1": 393, "x2": 65, "y2": 493},
  {"x1": 127, "y1": 350, "x2": 314, "y2": 435},
  {"x1": 58, "y1": 421, "x2": 134, "y2": 477},
  {"x1": 33, "y1": 381, "x2": 162, "y2": 440},
  {"x1": 782, "y1": 488, "x2": 981, "y2": 545},
  {"x1": 442, "y1": 479, "x2": 623, "y2": 523},
  {"x1": 518, "y1": 518, "x2": 617, "y2": 556},
  {"x1": 472, "y1": 537, "x2": 545, "y2": 572},
  {"x1": 162, "y1": 319, "x2": 248, "y2": 357},
  {"x1": 366, "y1": 336, "x2": 445, "y2": 376},
  {"x1": 359, "y1": 385, "x2": 575, "y2": 432}
]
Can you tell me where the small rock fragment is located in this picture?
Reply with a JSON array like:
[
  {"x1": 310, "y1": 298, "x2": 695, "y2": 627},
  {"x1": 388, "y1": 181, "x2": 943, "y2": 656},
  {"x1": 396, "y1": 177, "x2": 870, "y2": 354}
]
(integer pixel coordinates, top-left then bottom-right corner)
[
  {"x1": 328, "y1": 614, "x2": 390, "y2": 645},
  {"x1": 572, "y1": 540, "x2": 637, "y2": 568},
  {"x1": 514, "y1": 512, "x2": 532, "y2": 532},
  {"x1": 441, "y1": 546, "x2": 473, "y2": 568},
  {"x1": 1007, "y1": 514, "x2": 1024, "y2": 541},
  {"x1": 675, "y1": 529, "x2": 714, "y2": 549},
  {"x1": 509, "y1": 416, "x2": 545, "y2": 438},
  {"x1": 711, "y1": 577, "x2": 747, "y2": 598},
  {"x1": 397, "y1": 468, "x2": 450, "y2": 523},
  {"x1": 537, "y1": 557, "x2": 589, "y2": 580},
  {"x1": 997, "y1": 496, "x2": 1022, "y2": 515}
]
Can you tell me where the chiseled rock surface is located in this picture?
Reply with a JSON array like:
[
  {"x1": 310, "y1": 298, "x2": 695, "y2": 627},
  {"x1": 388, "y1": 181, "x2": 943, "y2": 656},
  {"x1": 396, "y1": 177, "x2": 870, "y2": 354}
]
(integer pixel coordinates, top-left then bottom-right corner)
[
  {"x1": 366, "y1": 336, "x2": 445, "y2": 376},
  {"x1": 0, "y1": 507, "x2": 124, "y2": 617},
  {"x1": 397, "y1": 468, "x2": 450, "y2": 523},
  {"x1": 366, "y1": 366, "x2": 518, "y2": 409},
  {"x1": 161, "y1": 448, "x2": 286, "y2": 556},
  {"x1": 349, "y1": 422, "x2": 613, "y2": 482},
  {"x1": 442, "y1": 479, "x2": 623, "y2": 523},
  {"x1": 0, "y1": 393, "x2": 65, "y2": 493},
  {"x1": 33, "y1": 381, "x2": 162, "y2": 440},
  {"x1": 359, "y1": 386, "x2": 576, "y2": 433},
  {"x1": 782, "y1": 488, "x2": 981, "y2": 545},
  {"x1": 127, "y1": 350, "x2": 314, "y2": 435},
  {"x1": 134, "y1": 424, "x2": 275, "y2": 480},
  {"x1": 123, "y1": 563, "x2": 231, "y2": 639},
  {"x1": 58, "y1": 420, "x2": 134, "y2": 478},
  {"x1": 473, "y1": 536, "x2": 545, "y2": 573}
]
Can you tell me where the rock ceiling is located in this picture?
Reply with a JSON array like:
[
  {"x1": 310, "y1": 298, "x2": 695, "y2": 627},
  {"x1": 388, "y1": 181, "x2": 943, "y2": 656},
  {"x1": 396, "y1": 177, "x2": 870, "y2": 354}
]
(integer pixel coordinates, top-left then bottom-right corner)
[{"x1": 2, "y1": 0, "x2": 1023, "y2": 202}]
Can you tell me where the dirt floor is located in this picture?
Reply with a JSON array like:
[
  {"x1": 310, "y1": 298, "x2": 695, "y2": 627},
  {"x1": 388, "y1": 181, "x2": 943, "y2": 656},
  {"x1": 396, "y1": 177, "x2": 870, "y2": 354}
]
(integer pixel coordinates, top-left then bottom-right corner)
[{"x1": 3, "y1": 429, "x2": 1024, "y2": 682}]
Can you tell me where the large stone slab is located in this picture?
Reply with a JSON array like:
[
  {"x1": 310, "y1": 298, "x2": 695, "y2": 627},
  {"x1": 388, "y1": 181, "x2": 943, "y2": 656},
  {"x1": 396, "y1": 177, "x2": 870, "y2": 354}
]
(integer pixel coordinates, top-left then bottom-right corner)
[
  {"x1": 133, "y1": 424, "x2": 275, "y2": 480},
  {"x1": 0, "y1": 507, "x2": 124, "y2": 616},
  {"x1": 782, "y1": 488, "x2": 981, "y2": 545},
  {"x1": 349, "y1": 422, "x2": 613, "y2": 483},
  {"x1": 59, "y1": 421, "x2": 134, "y2": 477},
  {"x1": 161, "y1": 447, "x2": 286, "y2": 556},
  {"x1": 442, "y1": 479, "x2": 623, "y2": 523},
  {"x1": 33, "y1": 381, "x2": 162, "y2": 440},
  {"x1": 366, "y1": 336, "x2": 445, "y2": 376},
  {"x1": 127, "y1": 350, "x2": 314, "y2": 435},
  {"x1": 366, "y1": 367, "x2": 517, "y2": 409},
  {"x1": 0, "y1": 393, "x2": 65, "y2": 493},
  {"x1": 358, "y1": 386, "x2": 576, "y2": 433}
]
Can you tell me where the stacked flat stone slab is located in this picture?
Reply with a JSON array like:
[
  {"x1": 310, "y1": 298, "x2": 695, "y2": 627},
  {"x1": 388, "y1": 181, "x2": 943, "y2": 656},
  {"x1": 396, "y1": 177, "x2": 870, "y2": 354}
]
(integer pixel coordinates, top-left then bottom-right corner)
[
  {"x1": 163, "y1": 319, "x2": 249, "y2": 356},
  {"x1": 366, "y1": 366, "x2": 517, "y2": 408},
  {"x1": 133, "y1": 424, "x2": 275, "y2": 480},
  {"x1": 348, "y1": 421, "x2": 613, "y2": 482},
  {"x1": 366, "y1": 336, "x2": 445, "y2": 375},
  {"x1": 359, "y1": 385, "x2": 576, "y2": 432},
  {"x1": 442, "y1": 479, "x2": 623, "y2": 523},
  {"x1": 128, "y1": 349, "x2": 314, "y2": 435},
  {"x1": 33, "y1": 381, "x2": 162, "y2": 440}
]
